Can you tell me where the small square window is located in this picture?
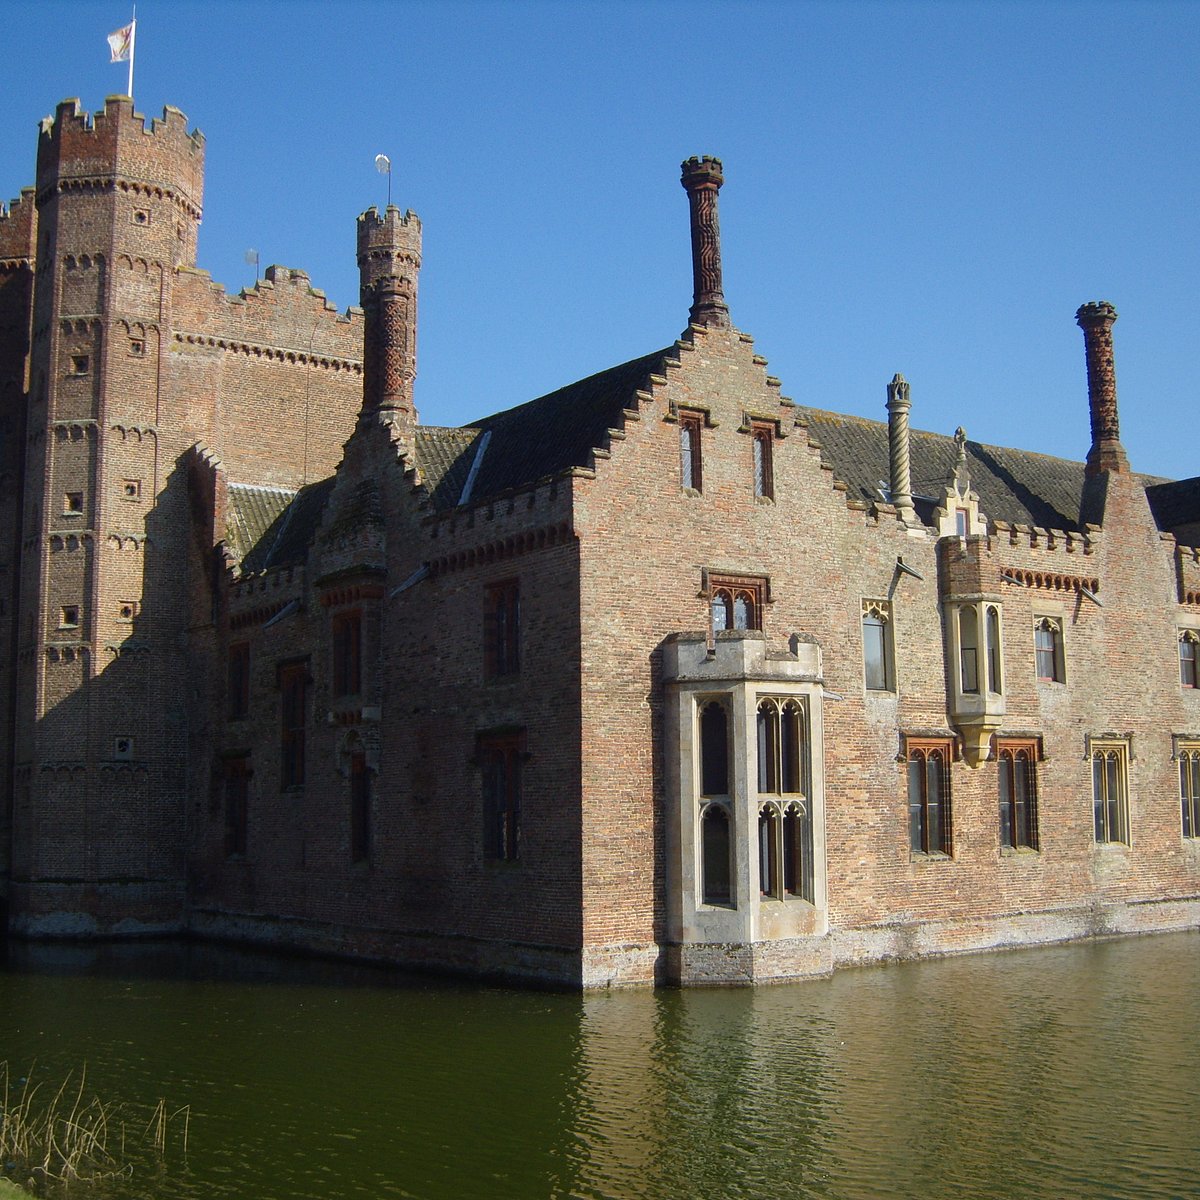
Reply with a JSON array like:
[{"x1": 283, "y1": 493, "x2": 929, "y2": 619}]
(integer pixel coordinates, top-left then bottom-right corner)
[
  {"x1": 113, "y1": 736, "x2": 134, "y2": 760},
  {"x1": 117, "y1": 600, "x2": 139, "y2": 622},
  {"x1": 122, "y1": 479, "x2": 142, "y2": 501},
  {"x1": 60, "y1": 605, "x2": 80, "y2": 629},
  {"x1": 132, "y1": 208, "x2": 150, "y2": 226},
  {"x1": 64, "y1": 491, "x2": 84, "y2": 515},
  {"x1": 69, "y1": 354, "x2": 90, "y2": 376},
  {"x1": 129, "y1": 338, "x2": 145, "y2": 357}
]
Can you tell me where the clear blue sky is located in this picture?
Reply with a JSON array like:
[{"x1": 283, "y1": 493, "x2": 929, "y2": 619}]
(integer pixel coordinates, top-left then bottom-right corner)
[{"x1": 4, "y1": 0, "x2": 1198, "y2": 482}]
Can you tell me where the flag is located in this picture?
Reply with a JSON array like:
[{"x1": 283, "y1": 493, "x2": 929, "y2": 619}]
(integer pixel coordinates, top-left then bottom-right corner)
[{"x1": 108, "y1": 22, "x2": 134, "y2": 63}]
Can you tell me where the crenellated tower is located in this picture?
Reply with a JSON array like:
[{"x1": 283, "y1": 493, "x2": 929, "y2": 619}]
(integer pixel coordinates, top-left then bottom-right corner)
[
  {"x1": 356, "y1": 204, "x2": 421, "y2": 441},
  {"x1": 10, "y1": 96, "x2": 205, "y2": 934}
]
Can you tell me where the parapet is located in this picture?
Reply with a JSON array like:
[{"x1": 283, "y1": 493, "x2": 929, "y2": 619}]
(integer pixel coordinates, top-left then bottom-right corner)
[
  {"x1": 356, "y1": 205, "x2": 422, "y2": 276},
  {"x1": 0, "y1": 188, "x2": 37, "y2": 263},
  {"x1": 36, "y1": 96, "x2": 205, "y2": 216}
]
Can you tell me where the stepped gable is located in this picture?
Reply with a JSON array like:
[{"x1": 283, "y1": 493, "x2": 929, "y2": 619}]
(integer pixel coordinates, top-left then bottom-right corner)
[
  {"x1": 1146, "y1": 476, "x2": 1200, "y2": 546},
  {"x1": 226, "y1": 478, "x2": 335, "y2": 573},
  {"x1": 798, "y1": 406, "x2": 1094, "y2": 531},
  {"x1": 449, "y1": 347, "x2": 675, "y2": 508}
]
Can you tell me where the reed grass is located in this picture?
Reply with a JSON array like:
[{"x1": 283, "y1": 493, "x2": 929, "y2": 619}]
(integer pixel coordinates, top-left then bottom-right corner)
[{"x1": 0, "y1": 1063, "x2": 188, "y2": 1194}]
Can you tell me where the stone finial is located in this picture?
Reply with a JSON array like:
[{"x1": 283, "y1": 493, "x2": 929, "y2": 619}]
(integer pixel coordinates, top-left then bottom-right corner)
[
  {"x1": 953, "y1": 426, "x2": 970, "y2": 489},
  {"x1": 886, "y1": 373, "x2": 916, "y2": 522},
  {"x1": 1076, "y1": 300, "x2": 1128, "y2": 475},
  {"x1": 680, "y1": 156, "x2": 730, "y2": 329}
]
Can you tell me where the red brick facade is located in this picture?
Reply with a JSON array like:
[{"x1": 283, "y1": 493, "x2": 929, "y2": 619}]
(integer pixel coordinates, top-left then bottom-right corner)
[{"x1": 1, "y1": 99, "x2": 1197, "y2": 986}]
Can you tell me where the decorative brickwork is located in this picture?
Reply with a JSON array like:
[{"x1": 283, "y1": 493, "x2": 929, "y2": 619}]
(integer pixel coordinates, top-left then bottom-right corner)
[{"x1": 2, "y1": 98, "x2": 1199, "y2": 986}]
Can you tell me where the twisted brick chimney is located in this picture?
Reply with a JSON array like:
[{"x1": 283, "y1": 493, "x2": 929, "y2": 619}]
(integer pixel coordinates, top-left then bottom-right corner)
[
  {"x1": 886, "y1": 373, "x2": 917, "y2": 523},
  {"x1": 680, "y1": 156, "x2": 730, "y2": 329},
  {"x1": 1076, "y1": 300, "x2": 1128, "y2": 475},
  {"x1": 357, "y1": 204, "x2": 422, "y2": 437}
]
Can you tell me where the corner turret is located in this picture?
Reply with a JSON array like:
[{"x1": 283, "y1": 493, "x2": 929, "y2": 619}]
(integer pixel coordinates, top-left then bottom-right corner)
[{"x1": 356, "y1": 204, "x2": 422, "y2": 438}]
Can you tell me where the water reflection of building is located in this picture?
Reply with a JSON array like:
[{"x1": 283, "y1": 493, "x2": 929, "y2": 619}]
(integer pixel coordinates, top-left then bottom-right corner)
[{"x1": 1, "y1": 99, "x2": 1198, "y2": 987}]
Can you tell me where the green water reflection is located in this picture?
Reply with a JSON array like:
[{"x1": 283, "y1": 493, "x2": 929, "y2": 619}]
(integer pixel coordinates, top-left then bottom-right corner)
[{"x1": 1, "y1": 932, "x2": 1197, "y2": 1199}]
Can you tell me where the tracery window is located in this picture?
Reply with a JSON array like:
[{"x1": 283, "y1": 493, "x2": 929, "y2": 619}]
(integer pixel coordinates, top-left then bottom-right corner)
[
  {"x1": 907, "y1": 738, "x2": 953, "y2": 856},
  {"x1": 698, "y1": 698, "x2": 733, "y2": 906},
  {"x1": 997, "y1": 738, "x2": 1039, "y2": 850},
  {"x1": 862, "y1": 599, "x2": 894, "y2": 691},
  {"x1": 1091, "y1": 740, "x2": 1129, "y2": 846},
  {"x1": 756, "y1": 698, "x2": 813, "y2": 902},
  {"x1": 710, "y1": 574, "x2": 765, "y2": 635},
  {"x1": 1178, "y1": 741, "x2": 1200, "y2": 839},
  {"x1": 1035, "y1": 617, "x2": 1064, "y2": 683},
  {"x1": 1180, "y1": 631, "x2": 1199, "y2": 689}
]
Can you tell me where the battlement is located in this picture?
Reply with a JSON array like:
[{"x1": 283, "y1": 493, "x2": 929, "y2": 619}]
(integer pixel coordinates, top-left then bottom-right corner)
[
  {"x1": 0, "y1": 188, "x2": 36, "y2": 262},
  {"x1": 356, "y1": 205, "x2": 421, "y2": 265},
  {"x1": 36, "y1": 96, "x2": 204, "y2": 215}
]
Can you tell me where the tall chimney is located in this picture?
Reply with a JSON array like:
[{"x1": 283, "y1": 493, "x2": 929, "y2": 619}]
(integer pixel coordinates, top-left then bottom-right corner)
[
  {"x1": 886, "y1": 373, "x2": 917, "y2": 523},
  {"x1": 357, "y1": 204, "x2": 422, "y2": 437},
  {"x1": 1076, "y1": 300, "x2": 1128, "y2": 475},
  {"x1": 680, "y1": 156, "x2": 730, "y2": 329}
]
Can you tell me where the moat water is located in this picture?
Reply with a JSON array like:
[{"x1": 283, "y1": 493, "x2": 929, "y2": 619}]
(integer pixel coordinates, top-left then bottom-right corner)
[{"x1": 1, "y1": 932, "x2": 1197, "y2": 1200}]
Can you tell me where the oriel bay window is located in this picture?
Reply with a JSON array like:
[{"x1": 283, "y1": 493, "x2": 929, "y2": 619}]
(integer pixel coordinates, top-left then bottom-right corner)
[
  {"x1": 997, "y1": 738, "x2": 1039, "y2": 850},
  {"x1": 756, "y1": 698, "x2": 814, "y2": 902},
  {"x1": 699, "y1": 698, "x2": 732, "y2": 905},
  {"x1": 1090, "y1": 739, "x2": 1130, "y2": 846},
  {"x1": 907, "y1": 738, "x2": 954, "y2": 856}
]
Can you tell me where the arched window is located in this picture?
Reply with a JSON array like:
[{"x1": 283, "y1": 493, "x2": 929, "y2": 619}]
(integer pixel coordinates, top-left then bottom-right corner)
[
  {"x1": 986, "y1": 605, "x2": 1003, "y2": 694},
  {"x1": 699, "y1": 700, "x2": 729, "y2": 797},
  {"x1": 959, "y1": 607, "x2": 979, "y2": 694},
  {"x1": 1180, "y1": 744, "x2": 1200, "y2": 838},
  {"x1": 755, "y1": 699, "x2": 812, "y2": 901},
  {"x1": 997, "y1": 740, "x2": 1038, "y2": 850},
  {"x1": 712, "y1": 588, "x2": 731, "y2": 633},
  {"x1": 908, "y1": 740, "x2": 953, "y2": 855},
  {"x1": 1035, "y1": 617, "x2": 1064, "y2": 683},
  {"x1": 1180, "y1": 630, "x2": 1199, "y2": 689},
  {"x1": 701, "y1": 804, "x2": 732, "y2": 905},
  {"x1": 862, "y1": 600, "x2": 893, "y2": 691},
  {"x1": 708, "y1": 575, "x2": 765, "y2": 635},
  {"x1": 1091, "y1": 742, "x2": 1129, "y2": 845}
]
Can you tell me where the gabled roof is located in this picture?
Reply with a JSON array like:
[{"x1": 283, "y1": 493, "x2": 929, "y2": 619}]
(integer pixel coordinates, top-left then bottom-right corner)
[
  {"x1": 1146, "y1": 477, "x2": 1200, "y2": 544},
  {"x1": 413, "y1": 349, "x2": 675, "y2": 513}
]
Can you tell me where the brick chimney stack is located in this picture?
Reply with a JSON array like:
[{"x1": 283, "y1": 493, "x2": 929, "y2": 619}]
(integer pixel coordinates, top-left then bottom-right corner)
[
  {"x1": 1076, "y1": 300, "x2": 1128, "y2": 475},
  {"x1": 680, "y1": 156, "x2": 730, "y2": 329},
  {"x1": 886, "y1": 373, "x2": 917, "y2": 523},
  {"x1": 357, "y1": 204, "x2": 422, "y2": 436}
]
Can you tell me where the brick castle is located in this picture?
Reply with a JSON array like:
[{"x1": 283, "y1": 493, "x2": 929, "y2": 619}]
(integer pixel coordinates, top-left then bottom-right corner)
[{"x1": 1, "y1": 97, "x2": 1197, "y2": 986}]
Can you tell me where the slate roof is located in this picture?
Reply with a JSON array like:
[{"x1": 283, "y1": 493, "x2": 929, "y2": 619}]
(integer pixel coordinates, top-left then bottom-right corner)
[
  {"x1": 795, "y1": 407, "x2": 1092, "y2": 532},
  {"x1": 226, "y1": 478, "x2": 334, "y2": 573},
  {"x1": 1146, "y1": 477, "x2": 1200, "y2": 541},
  {"x1": 223, "y1": 349, "x2": 1199, "y2": 571}
]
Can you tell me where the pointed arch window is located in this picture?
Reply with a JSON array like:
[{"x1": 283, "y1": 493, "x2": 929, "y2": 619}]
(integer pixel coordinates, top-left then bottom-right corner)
[
  {"x1": 862, "y1": 599, "x2": 894, "y2": 692},
  {"x1": 907, "y1": 738, "x2": 954, "y2": 856},
  {"x1": 1179, "y1": 741, "x2": 1200, "y2": 839},
  {"x1": 698, "y1": 697, "x2": 733, "y2": 906},
  {"x1": 708, "y1": 573, "x2": 765, "y2": 635},
  {"x1": 756, "y1": 698, "x2": 813, "y2": 902},
  {"x1": 1180, "y1": 630, "x2": 1199, "y2": 689},
  {"x1": 1090, "y1": 739, "x2": 1129, "y2": 846},
  {"x1": 997, "y1": 738, "x2": 1039, "y2": 850}
]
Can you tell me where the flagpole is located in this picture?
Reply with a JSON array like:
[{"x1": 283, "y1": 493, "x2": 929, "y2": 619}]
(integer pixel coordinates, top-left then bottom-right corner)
[{"x1": 127, "y1": 10, "x2": 136, "y2": 98}]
